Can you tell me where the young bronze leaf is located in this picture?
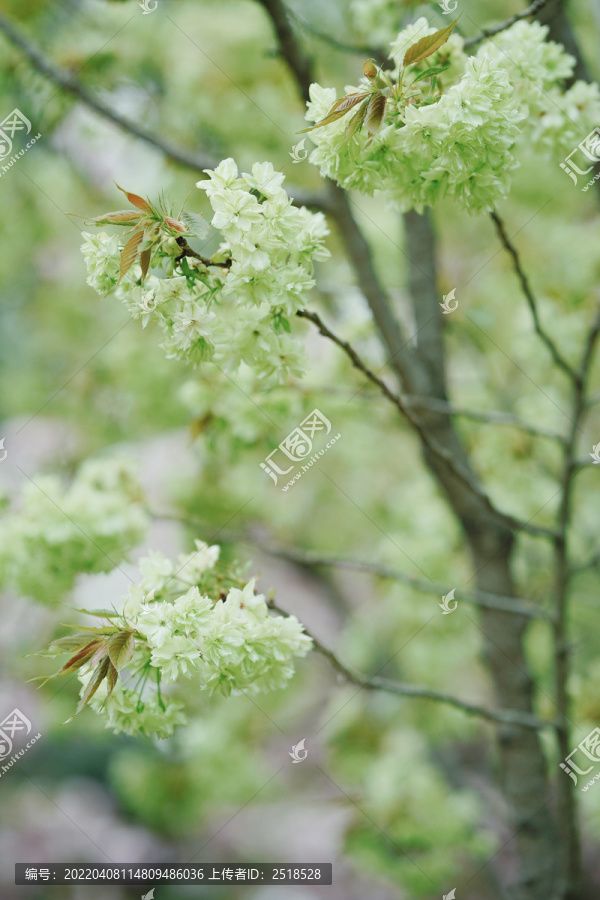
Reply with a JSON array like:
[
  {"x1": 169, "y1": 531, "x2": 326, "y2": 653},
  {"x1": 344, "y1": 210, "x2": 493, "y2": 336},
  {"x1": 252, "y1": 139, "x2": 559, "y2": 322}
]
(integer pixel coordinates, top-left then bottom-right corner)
[
  {"x1": 411, "y1": 62, "x2": 451, "y2": 84},
  {"x1": 403, "y1": 17, "x2": 459, "y2": 67},
  {"x1": 164, "y1": 216, "x2": 187, "y2": 233},
  {"x1": 89, "y1": 211, "x2": 144, "y2": 226},
  {"x1": 116, "y1": 184, "x2": 152, "y2": 213},
  {"x1": 106, "y1": 662, "x2": 119, "y2": 699},
  {"x1": 76, "y1": 656, "x2": 111, "y2": 714},
  {"x1": 139, "y1": 248, "x2": 152, "y2": 283},
  {"x1": 364, "y1": 93, "x2": 387, "y2": 136},
  {"x1": 363, "y1": 59, "x2": 378, "y2": 79},
  {"x1": 59, "y1": 640, "x2": 103, "y2": 676},
  {"x1": 299, "y1": 92, "x2": 367, "y2": 132},
  {"x1": 118, "y1": 229, "x2": 144, "y2": 283},
  {"x1": 107, "y1": 630, "x2": 136, "y2": 671},
  {"x1": 344, "y1": 98, "x2": 370, "y2": 140}
]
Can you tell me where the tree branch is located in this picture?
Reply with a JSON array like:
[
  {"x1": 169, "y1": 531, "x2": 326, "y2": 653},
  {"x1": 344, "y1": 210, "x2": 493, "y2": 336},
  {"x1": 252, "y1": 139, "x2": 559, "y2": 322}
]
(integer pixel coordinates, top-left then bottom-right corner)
[
  {"x1": 297, "y1": 307, "x2": 558, "y2": 541},
  {"x1": 0, "y1": 11, "x2": 330, "y2": 213},
  {"x1": 268, "y1": 600, "x2": 554, "y2": 730},
  {"x1": 401, "y1": 395, "x2": 567, "y2": 443},
  {"x1": 490, "y1": 211, "x2": 576, "y2": 381},
  {"x1": 464, "y1": 0, "x2": 554, "y2": 48}
]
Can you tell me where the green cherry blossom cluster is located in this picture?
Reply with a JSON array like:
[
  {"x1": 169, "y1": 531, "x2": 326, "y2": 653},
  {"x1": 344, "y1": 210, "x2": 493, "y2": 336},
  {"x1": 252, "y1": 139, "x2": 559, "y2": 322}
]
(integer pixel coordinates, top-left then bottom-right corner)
[
  {"x1": 0, "y1": 457, "x2": 147, "y2": 604},
  {"x1": 305, "y1": 19, "x2": 600, "y2": 213},
  {"x1": 43, "y1": 541, "x2": 312, "y2": 738},
  {"x1": 81, "y1": 161, "x2": 329, "y2": 384}
]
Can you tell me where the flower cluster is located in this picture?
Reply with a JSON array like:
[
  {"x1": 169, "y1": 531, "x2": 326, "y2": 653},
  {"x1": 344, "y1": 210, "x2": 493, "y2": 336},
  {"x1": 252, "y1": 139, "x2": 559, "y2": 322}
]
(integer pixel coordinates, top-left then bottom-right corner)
[
  {"x1": 0, "y1": 458, "x2": 147, "y2": 603},
  {"x1": 304, "y1": 19, "x2": 600, "y2": 212},
  {"x1": 45, "y1": 541, "x2": 312, "y2": 737},
  {"x1": 81, "y1": 161, "x2": 329, "y2": 384}
]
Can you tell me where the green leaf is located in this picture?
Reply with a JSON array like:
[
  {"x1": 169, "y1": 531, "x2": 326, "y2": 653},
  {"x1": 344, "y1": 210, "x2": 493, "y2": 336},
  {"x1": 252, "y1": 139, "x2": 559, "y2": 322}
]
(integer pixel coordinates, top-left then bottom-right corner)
[
  {"x1": 107, "y1": 631, "x2": 136, "y2": 671},
  {"x1": 403, "y1": 17, "x2": 459, "y2": 67},
  {"x1": 411, "y1": 62, "x2": 450, "y2": 84},
  {"x1": 118, "y1": 228, "x2": 144, "y2": 283},
  {"x1": 69, "y1": 608, "x2": 120, "y2": 618},
  {"x1": 181, "y1": 210, "x2": 210, "y2": 239}
]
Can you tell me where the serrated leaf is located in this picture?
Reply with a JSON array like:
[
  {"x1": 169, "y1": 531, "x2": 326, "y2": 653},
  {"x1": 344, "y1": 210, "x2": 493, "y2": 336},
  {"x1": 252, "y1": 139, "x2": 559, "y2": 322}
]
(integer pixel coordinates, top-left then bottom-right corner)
[
  {"x1": 364, "y1": 93, "x2": 387, "y2": 136},
  {"x1": 116, "y1": 184, "x2": 152, "y2": 212},
  {"x1": 403, "y1": 17, "x2": 459, "y2": 67},
  {"x1": 344, "y1": 97, "x2": 370, "y2": 140},
  {"x1": 411, "y1": 62, "x2": 450, "y2": 84},
  {"x1": 64, "y1": 624, "x2": 121, "y2": 634},
  {"x1": 76, "y1": 657, "x2": 111, "y2": 714},
  {"x1": 139, "y1": 248, "x2": 152, "y2": 283},
  {"x1": 118, "y1": 228, "x2": 144, "y2": 283},
  {"x1": 181, "y1": 210, "x2": 210, "y2": 239},
  {"x1": 299, "y1": 92, "x2": 368, "y2": 133},
  {"x1": 107, "y1": 631, "x2": 136, "y2": 671}
]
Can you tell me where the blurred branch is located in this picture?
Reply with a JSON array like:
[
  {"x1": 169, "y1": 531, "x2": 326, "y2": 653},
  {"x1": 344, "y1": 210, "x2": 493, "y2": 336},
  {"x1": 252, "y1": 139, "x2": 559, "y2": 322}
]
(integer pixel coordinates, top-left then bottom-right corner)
[
  {"x1": 490, "y1": 210, "x2": 576, "y2": 381},
  {"x1": 298, "y1": 307, "x2": 558, "y2": 541},
  {"x1": 264, "y1": 547, "x2": 554, "y2": 620},
  {"x1": 464, "y1": 0, "x2": 553, "y2": 48},
  {"x1": 552, "y1": 299, "x2": 600, "y2": 894},
  {"x1": 401, "y1": 395, "x2": 567, "y2": 443},
  {"x1": 268, "y1": 600, "x2": 554, "y2": 730},
  {"x1": 0, "y1": 11, "x2": 218, "y2": 171},
  {"x1": 281, "y1": 3, "x2": 387, "y2": 66},
  {"x1": 0, "y1": 11, "x2": 330, "y2": 212}
]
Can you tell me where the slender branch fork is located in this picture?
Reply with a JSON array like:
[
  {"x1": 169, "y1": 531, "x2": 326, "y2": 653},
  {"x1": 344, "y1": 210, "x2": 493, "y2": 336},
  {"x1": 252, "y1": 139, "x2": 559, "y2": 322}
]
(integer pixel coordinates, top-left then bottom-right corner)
[
  {"x1": 490, "y1": 210, "x2": 576, "y2": 380},
  {"x1": 267, "y1": 601, "x2": 553, "y2": 731},
  {"x1": 297, "y1": 308, "x2": 558, "y2": 541},
  {"x1": 464, "y1": 0, "x2": 554, "y2": 47}
]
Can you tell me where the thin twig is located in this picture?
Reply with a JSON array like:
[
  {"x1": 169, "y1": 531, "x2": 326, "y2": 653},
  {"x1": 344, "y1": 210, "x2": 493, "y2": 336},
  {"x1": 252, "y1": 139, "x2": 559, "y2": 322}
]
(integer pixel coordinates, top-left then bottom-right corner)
[
  {"x1": 263, "y1": 546, "x2": 554, "y2": 621},
  {"x1": 0, "y1": 11, "x2": 331, "y2": 212},
  {"x1": 175, "y1": 237, "x2": 231, "y2": 269},
  {"x1": 280, "y1": 3, "x2": 386, "y2": 65},
  {"x1": 464, "y1": 0, "x2": 553, "y2": 48},
  {"x1": 267, "y1": 600, "x2": 554, "y2": 730},
  {"x1": 490, "y1": 211, "x2": 576, "y2": 381},
  {"x1": 297, "y1": 307, "x2": 559, "y2": 541},
  {"x1": 401, "y1": 395, "x2": 567, "y2": 443}
]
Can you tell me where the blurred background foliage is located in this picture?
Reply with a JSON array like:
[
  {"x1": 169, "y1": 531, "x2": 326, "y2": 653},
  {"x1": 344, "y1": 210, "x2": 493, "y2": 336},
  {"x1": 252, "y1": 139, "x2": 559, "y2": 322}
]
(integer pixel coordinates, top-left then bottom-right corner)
[{"x1": 1, "y1": 0, "x2": 600, "y2": 897}]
